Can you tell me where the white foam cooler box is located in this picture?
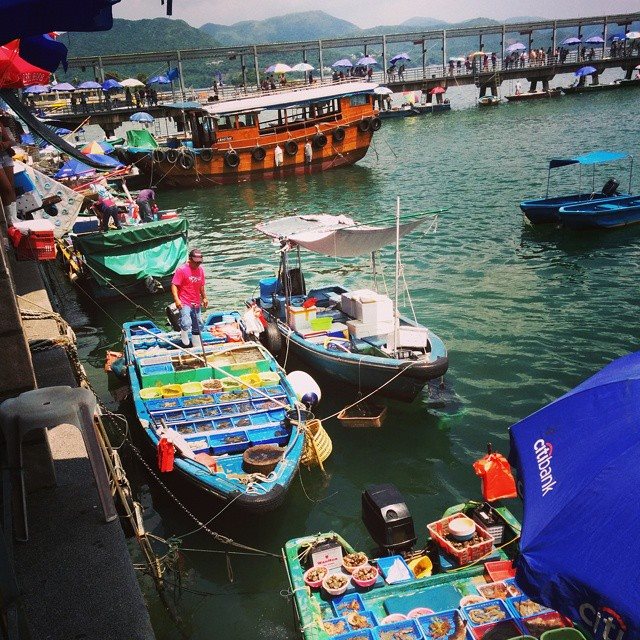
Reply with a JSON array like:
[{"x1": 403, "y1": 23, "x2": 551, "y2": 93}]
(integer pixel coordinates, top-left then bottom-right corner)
[
  {"x1": 355, "y1": 294, "x2": 394, "y2": 324},
  {"x1": 387, "y1": 326, "x2": 430, "y2": 350},
  {"x1": 340, "y1": 289, "x2": 377, "y2": 317},
  {"x1": 347, "y1": 319, "x2": 394, "y2": 339}
]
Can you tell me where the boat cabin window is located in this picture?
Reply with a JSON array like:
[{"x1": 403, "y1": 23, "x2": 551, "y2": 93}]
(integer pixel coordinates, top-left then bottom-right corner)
[
  {"x1": 257, "y1": 99, "x2": 341, "y2": 135},
  {"x1": 348, "y1": 94, "x2": 369, "y2": 107},
  {"x1": 238, "y1": 113, "x2": 256, "y2": 128},
  {"x1": 217, "y1": 115, "x2": 234, "y2": 130}
]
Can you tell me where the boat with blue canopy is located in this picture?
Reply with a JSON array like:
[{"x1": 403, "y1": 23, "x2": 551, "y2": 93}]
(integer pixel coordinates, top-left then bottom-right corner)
[
  {"x1": 557, "y1": 194, "x2": 640, "y2": 229},
  {"x1": 253, "y1": 205, "x2": 448, "y2": 402},
  {"x1": 122, "y1": 313, "x2": 306, "y2": 512},
  {"x1": 519, "y1": 151, "x2": 633, "y2": 224}
]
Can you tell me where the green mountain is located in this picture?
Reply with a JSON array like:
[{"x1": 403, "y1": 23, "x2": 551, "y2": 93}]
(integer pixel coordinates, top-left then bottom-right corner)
[{"x1": 200, "y1": 11, "x2": 358, "y2": 45}]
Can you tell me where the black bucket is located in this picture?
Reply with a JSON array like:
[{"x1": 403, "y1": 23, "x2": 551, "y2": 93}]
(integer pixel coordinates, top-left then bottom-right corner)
[{"x1": 284, "y1": 408, "x2": 315, "y2": 431}]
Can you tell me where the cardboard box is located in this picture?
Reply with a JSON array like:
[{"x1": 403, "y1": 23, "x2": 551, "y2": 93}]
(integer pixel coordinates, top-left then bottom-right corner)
[
  {"x1": 287, "y1": 305, "x2": 317, "y2": 331},
  {"x1": 355, "y1": 294, "x2": 394, "y2": 324},
  {"x1": 347, "y1": 319, "x2": 394, "y2": 339}
]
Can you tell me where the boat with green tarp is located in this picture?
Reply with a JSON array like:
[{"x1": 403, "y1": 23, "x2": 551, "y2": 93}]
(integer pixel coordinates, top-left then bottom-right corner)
[{"x1": 58, "y1": 217, "x2": 188, "y2": 298}]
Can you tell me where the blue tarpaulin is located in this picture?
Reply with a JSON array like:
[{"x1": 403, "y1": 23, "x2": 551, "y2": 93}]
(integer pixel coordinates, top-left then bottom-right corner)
[
  {"x1": 509, "y1": 352, "x2": 640, "y2": 639},
  {"x1": 549, "y1": 151, "x2": 630, "y2": 169}
]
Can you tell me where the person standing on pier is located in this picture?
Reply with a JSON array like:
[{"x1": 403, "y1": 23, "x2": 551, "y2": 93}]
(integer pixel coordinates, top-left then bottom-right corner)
[{"x1": 171, "y1": 249, "x2": 208, "y2": 349}]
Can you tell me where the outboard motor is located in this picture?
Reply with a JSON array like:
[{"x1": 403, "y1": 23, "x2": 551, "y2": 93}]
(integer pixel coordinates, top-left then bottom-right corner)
[
  {"x1": 362, "y1": 483, "x2": 416, "y2": 555},
  {"x1": 602, "y1": 177, "x2": 620, "y2": 197},
  {"x1": 166, "y1": 303, "x2": 181, "y2": 331}
]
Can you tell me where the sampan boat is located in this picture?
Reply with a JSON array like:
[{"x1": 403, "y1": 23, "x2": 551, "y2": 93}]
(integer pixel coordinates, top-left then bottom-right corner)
[
  {"x1": 123, "y1": 313, "x2": 305, "y2": 513},
  {"x1": 558, "y1": 194, "x2": 640, "y2": 229},
  {"x1": 253, "y1": 211, "x2": 448, "y2": 402}
]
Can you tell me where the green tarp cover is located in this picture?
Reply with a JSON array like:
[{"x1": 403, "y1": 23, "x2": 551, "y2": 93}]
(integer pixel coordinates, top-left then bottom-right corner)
[
  {"x1": 72, "y1": 218, "x2": 188, "y2": 287},
  {"x1": 125, "y1": 129, "x2": 158, "y2": 149}
]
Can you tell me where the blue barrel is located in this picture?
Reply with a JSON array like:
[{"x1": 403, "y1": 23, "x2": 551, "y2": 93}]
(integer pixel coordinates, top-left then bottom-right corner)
[{"x1": 259, "y1": 277, "x2": 278, "y2": 299}]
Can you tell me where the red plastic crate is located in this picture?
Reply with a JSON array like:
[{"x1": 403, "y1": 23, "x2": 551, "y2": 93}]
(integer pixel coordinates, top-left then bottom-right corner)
[
  {"x1": 470, "y1": 620, "x2": 523, "y2": 640},
  {"x1": 427, "y1": 513, "x2": 493, "y2": 566},
  {"x1": 484, "y1": 560, "x2": 516, "y2": 582},
  {"x1": 521, "y1": 612, "x2": 573, "y2": 639},
  {"x1": 15, "y1": 229, "x2": 56, "y2": 261}
]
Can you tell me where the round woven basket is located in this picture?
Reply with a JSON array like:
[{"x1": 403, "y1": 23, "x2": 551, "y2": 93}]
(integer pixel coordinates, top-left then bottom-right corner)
[{"x1": 301, "y1": 419, "x2": 332, "y2": 468}]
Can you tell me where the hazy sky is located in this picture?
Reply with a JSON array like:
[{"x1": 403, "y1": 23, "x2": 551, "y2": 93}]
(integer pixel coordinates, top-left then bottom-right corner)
[{"x1": 115, "y1": 0, "x2": 638, "y2": 29}]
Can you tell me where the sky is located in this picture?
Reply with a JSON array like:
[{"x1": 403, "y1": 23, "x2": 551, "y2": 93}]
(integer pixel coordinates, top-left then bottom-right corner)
[{"x1": 114, "y1": 0, "x2": 638, "y2": 29}]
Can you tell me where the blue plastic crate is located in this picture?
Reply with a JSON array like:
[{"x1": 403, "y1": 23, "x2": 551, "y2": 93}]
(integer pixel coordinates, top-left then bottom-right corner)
[
  {"x1": 146, "y1": 398, "x2": 183, "y2": 412},
  {"x1": 193, "y1": 420, "x2": 215, "y2": 434},
  {"x1": 503, "y1": 578, "x2": 524, "y2": 598},
  {"x1": 462, "y1": 599, "x2": 513, "y2": 627},
  {"x1": 160, "y1": 409, "x2": 186, "y2": 423},
  {"x1": 505, "y1": 595, "x2": 553, "y2": 620},
  {"x1": 248, "y1": 426, "x2": 289, "y2": 446},
  {"x1": 215, "y1": 389, "x2": 251, "y2": 405},
  {"x1": 200, "y1": 405, "x2": 221, "y2": 419},
  {"x1": 186, "y1": 437, "x2": 210, "y2": 454},
  {"x1": 249, "y1": 413, "x2": 271, "y2": 426},
  {"x1": 233, "y1": 415, "x2": 253, "y2": 429},
  {"x1": 213, "y1": 416, "x2": 235, "y2": 431},
  {"x1": 374, "y1": 619, "x2": 422, "y2": 640},
  {"x1": 417, "y1": 609, "x2": 459, "y2": 640},
  {"x1": 334, "y1": 630, "x2": 374, "y2": 640},
  {"x1": 208, "y1": 430, "x2": 249, "y2": 454},
  {"x1": 218, "y1": 403, "x2": 240, "y2": 418},
  {"x1": 346, "y1": 610, "x2": 377, "y2": 631},
  {"x1": 331, "y1": 593, "x2": 365, "y2": 618},
  {"x1": 181, "y1": 394, "x2": 215, "y2": 409},
  {"x1": 184, "y1": 408, "x2": 203, "y2": 420},
  {"x1": 140, "y1": 362, "x2": 173, "y2": 376},
  {"x1": 172, "y1": 423, "x2": 195, "y2": 436},
  {"x1": 376, "y1": 555, "x2": 414, "y2": 584},
  {"x1": 321, "y1": 617, "x2": 349, "y2": 637}
]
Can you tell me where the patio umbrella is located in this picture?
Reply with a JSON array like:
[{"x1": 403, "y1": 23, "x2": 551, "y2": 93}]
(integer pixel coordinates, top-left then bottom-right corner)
[
  {"x1": 429, "y1": 86, "x2": 446, "y2": 95},
  {"x1": 373, "y1": 86, "x2": 393, "y2": 95},
  {"x1": 85, "y1": 153, "x2": 123, "y2": 169},
  {"x1": 98, "y1": 140, "x2": 114, "y2": 153},
  {"x1": 24, "y1": 84, "x2": 49, "y2": 94},
  {"x1": 129, "y1": 112, "x2": 154, "y2": 123},
  {"x1": 585, "y1": 36, "x2": 605, "y2": 44},
  {"x1": 53, "y1": 157, "x2": 95, "y2": 179},
  {"x1": 0, "y1": 42, "x2": 50, "y2": 89},
  {"x1": 52, "y1": 81, "x2": 75, "y2": 91},
  {"x1": 506, "y1": 42, "x2": 526, "y2": 52},
  {"x1": 120, "y1": 78, "x2": 145, "y2": 87},
  {"x1": 265, "y1": 63, "x2": 292, "y2": 74},
  {"x1": 357, "y1": 56, "x2": 377, "y2": 66},
  {"x1": 508, "y1": 351, "x2": 640, "y2": 637},
  {"x1": 389, "y1": 53, "x2": 410, "y2": 65},
  {"x1": 290, "y1": 63, "x2": 314, "y2": 72},
  {"x1": 77, "y1": 80, "x2": 101, "y2": 89},
  {"x1": 626, "y1": 31, "x2": 640, "y2": 40},
  {"x1": 81, "y1": 141, "x2": 104, "y2": 155},
  {"x1": 147, "y1": 75, "x2": 170, "y2": 85},
  {"x1": 575, "y1": 66, "x2": 597, "y2": 77},
  {"x1": 332, "y1": 59, "x2": 353, "y2": 68},
  {"x1": 561, "y1": 37, "x2": 582, "y2": 46},
  {"x1": 468, "y1": 51, "x2": 486, "y2": 57},
  {"x1": 101, "y1": 79, "x2": 122, "y2": 91}
]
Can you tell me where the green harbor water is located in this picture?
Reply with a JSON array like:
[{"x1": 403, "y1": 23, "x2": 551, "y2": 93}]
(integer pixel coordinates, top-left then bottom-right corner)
[{"x1": 56, "y1": 78, "x2": 640, "y2": 638}]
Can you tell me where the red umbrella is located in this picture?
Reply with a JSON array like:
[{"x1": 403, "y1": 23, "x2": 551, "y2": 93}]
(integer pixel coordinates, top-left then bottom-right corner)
[
  {"x1": 429, "y1": 86, "x2": 446, "y2": 95},
  {"x1": 0, "y1": 39, "x2": 50, "y2": 88}
]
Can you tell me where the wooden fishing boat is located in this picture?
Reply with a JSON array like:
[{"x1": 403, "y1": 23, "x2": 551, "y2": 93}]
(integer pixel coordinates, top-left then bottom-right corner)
[
  {"x1": 562, "y1": 82, "x2": 625, "y2": 94},
  {"x1": 558, "y1": 194, "x2": 640, "y2": 229},
  {"x1": 283, "y1": 502, "x2": 578, "y2": 640},
  {"x1": 477, "y1": 96, "x2": 501, "y2": 107},
  {"x1": 504, "y1": 88, "x2": 561, "y2": 102},
  {"x1": 378, "y1": 102, "x2": 450, "y2": 119},
  {"x1": 57, "y1": 217, "x2": 189, "y2": 299},
  {"x1": 122, "y1": 314, "x2": 305, "y2": 513},
  {"x1": 128, "y1": 81, "x2": 382, "y2": 189},
  {"x1": 519, "y1": 151, "x2": 633, "y2": 224},
  {"x1": 253, "y1": 211, "x2": 448, "y2": 402}
]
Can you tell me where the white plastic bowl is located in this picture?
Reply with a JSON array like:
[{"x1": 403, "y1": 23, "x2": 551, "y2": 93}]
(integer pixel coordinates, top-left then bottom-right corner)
[
  {"x1": 322, "y1": 572, "x2": 349, "y2": 596},
  {"x1": 449, "y1": 516, "x2": 477, "y2": 541}
]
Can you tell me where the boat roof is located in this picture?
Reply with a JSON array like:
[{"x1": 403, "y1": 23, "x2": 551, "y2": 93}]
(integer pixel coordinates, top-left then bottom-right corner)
[
  {"x1": 256, "y1": 213, "x2": 430, "y2": 258},
  {"x1": 549, "y1": 151, "x2": 631, "y2": 169},
  {"x1": 203, "y1": 81, "x2": 378, "y2": 117}
]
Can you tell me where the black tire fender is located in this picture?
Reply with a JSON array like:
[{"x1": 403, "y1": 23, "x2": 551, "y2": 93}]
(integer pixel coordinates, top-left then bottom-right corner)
[
  {"x1": 370, "y1": 116, "x2": 382, "y2": 131},
  {"x1": 284, "y1": 140, "x2": 298, "y2": 156},
  {"x1": 252, "y1": 146, "x2": 266, "y2": 162},
  {"x1": 178, "y1": 150, "x2": 194, "y2": 170},
  {"x1": 261, "y1": 322, "x2": 282, "y2": 355},
  {"x1": 312, "y1": 133, "x2": 328, "y2": 149},
  {"x1": 224, "y1": 149, "x2": 240, "y2": 168},
  {"x1": 199, "y1": 148, "x2": 213, "y2": 162},
  {"x1": 357, "y1": 118, "x2": 371, "y2": 133},
  {"x1": 332, "y1": 127, "x2": 346, "y2": 143},
  {"x1": 166, "y1": 148, "x2": 179, "y2": 163},
  {"x1": 152, "y1": 148, "x2": 166, "y2": 162}
]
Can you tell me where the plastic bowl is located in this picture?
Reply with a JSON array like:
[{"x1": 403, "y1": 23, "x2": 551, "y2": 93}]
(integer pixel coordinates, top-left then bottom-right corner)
[
  {"x1": 381, "y1": 614, "x2": 407, "y2": 624},
  {"x1": 140, "y1": 387, "x2": 162, "y2": 400},
  {"x1": 322, "y1": 573, "x2": 349, "y2": 596},
  {"x1": 303, "y1": 565, "x2": 327, "y2": 589},
  {"x1": 460, "y1": 595, "x2": 487, "y2": 607},
  {"x1": 181, "y1": 381, "x2": 203, "y2": 396},
  {"x1": 351, "y1": 564, "x2": 379, "y2": 588},
  {"x1": 408, "y1": 555, "x2": 433, "y2": 579},
  {"x1": 342, "y1": 552, "x2": 368, "y2": 574},
  {"x1": 449, "y1": 516, "x2": 477, "y2": 541},
  {"x1": 407, "y1": 607, "x2": 434, "y2": 619}
]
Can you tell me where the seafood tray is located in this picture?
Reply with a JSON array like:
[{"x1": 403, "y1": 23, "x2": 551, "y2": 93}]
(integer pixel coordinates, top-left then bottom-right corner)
[
  {"x1": 427, "y1": 514, "x2": 493, "y2": 566},
  {"x1": 331, "y1": 593, "x2": 365, "y2": 618},
  {"x1": 469, "y1": 620, "x2": 523, "y2": 640},
  {"x1": 323, "y1": 617, "x2": 350, "y2": 637},
  {"x1": 417, "y1": 609, "x2": 459, "y2": 640},
  {"x1": 503, "y1": 579, "x2": 522, "y2": 598},
  {"x1": 346, "y1": 611, "x2": 377, "y2": 631},
  {"x1": 146, "y1": 397, "x2": 183, "y2": 412},
  {"x1": 462, "y1": 599, "x2": 513, "y2": 627},
  {"x1": 334, "y1": 630, "x2": 374, "y2": 640},
  {"x1": 476, "y1": 581, "x2": 510, "y2": 600},
  {"x1": 215, "y1": 389, "x2": 252, "y2": 404},
  {"x1": 249, "y1": 385, "x2": 287, "y2": 399},
  {"x1": 506, "y1": 596, "x2": 553, "y2": 620},
  {"x1": 375, "y1": 618, "x2": 422, "y2": 640},
  {"x1": 519, "y1": 612, "x2": 572, "y2": 639},
  {"x1": 208, "y1": 430, "x2": 249, "y2": 454},
  {"x1": 248, "y1": 426, "x2": 289, "y2": 447},
  {"x1": 181, "y1": 395, "x2": 215, "y2": 407}
]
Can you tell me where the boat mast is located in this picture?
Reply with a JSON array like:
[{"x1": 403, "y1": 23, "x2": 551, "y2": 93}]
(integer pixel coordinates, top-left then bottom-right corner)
[{"x1": 394, "y1": 197, "x2": 400, "y2": 358}]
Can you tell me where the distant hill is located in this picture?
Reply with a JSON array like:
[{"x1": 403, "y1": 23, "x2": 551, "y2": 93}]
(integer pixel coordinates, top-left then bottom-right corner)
[
  {"x1": 200, "y1": 11, "x2": 358, "y2": 45},
  {"x1": 399, "y1": 17, "x2": 450, "y2": 28}
]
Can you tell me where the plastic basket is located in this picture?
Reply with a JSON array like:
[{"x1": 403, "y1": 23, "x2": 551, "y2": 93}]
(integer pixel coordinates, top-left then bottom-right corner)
[
  {"x1": 161, "y1": 384, "x2": 183, "y2": 398},
  {"x1": 337, "y1": 403, "x2": 387, "y2": 428},
  {"x1": 208, "y1": 431, "x2": 249, "y2": 455},
  {"x1": 484, "y1": 560, "x2": 515, "y2": 582},
  {"x1": 427, "y1": 513, "x2": 493, "y2": 566},
  {"x1": 240, "y1": 372, "x2": 262, "y2": 388},
  {"x1": 202, "y1": 379, "x2": 223, "y2": 394},
  {"x1": 140, "y1": 387, "x2": 162, "y2": 400},
  {"x1": 310, "y1": 316, "x2": 333, "y2": 331},
  {"x1": 258, "y1": 371, "x2": 281, "y2": 386},
  {"x1": 540, "y1": 630, "x2": 586, "y2": 640},
  {"x1": 375, "y1": 619, "x2": 421, "y2": 640}
]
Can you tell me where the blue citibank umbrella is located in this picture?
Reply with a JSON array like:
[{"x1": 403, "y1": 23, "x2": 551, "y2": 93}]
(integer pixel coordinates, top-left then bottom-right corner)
[{"x1": 509, "y1": 352, "x2": 640, "y2": 638}]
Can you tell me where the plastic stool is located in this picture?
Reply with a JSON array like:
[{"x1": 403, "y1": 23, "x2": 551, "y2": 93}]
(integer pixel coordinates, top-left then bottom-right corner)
[{"x1": 0, "y1": 386, "x2": 117, "y2": 542}]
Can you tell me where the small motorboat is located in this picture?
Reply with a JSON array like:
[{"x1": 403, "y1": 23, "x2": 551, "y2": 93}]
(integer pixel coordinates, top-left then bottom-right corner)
[
  {"x1": 122, "y1": 313, "x2": 306, "y2": 513},
  {"x1": 253, "y1": 207, "x2": 448, "y2": 402},
  {"x1": 505, "y1": 88, "x2": 561, "y2": 101},
  {"x1": 519, "y1": 150, "x2": 633, "y2": 224},
  {"x1": 478, "y1": 95, "x2": 501, "y2": 107},
  {"x1": 558, "y1": 194, "x2": 640, "y2": 229}
]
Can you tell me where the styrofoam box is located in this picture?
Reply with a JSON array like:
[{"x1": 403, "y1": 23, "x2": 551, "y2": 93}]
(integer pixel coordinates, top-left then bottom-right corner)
[
  {"x1": 388, "y1": 326, "x2": 429, "y2": 350},
  {"x1": 13, "y1": 219, "x2": 55, "y2": 233},
  {"x1": 355, "y1": 294, "x2": 394, "y2": 324},
  {"x1": 347, "y1": 319, "x2": 394, "y2": 339},
  {"x1": 287, "y1": 305, "x2": 317, "y2": 331},
  {"x1": 340, "y1": 289, "x2": 376, "y2": 317},
  {"x1": 15, "y1": 191, "x2": 43, "y2": 216}
]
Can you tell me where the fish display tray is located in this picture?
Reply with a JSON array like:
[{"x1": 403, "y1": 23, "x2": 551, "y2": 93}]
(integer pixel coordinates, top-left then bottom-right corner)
[
  {"x1": 427, "y1": 514, "x2": 493, "y2": 566},
  {"x1": 462, "y1": 599, "x2": 513, "y2": 627},
  {"x1": 417, "y1": 609, "x2": 459, "y2": 640},
  {"x1": 374, "y1": 618, "x2": 422, "y2": 640}
]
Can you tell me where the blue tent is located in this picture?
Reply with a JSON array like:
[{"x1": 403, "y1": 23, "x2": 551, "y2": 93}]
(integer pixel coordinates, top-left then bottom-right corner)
[{"x1": 509, "y1": 352, "x2": 640, "y2": 639}]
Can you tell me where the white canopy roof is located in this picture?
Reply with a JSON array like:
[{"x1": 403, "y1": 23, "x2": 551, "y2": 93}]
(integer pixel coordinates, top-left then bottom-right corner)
[
  {"x1": 204, "y1": 81, "x2": 377, "y2": 117},
  {"x1": 256, "y1": 214, "x2": 429, "y2": 258}
]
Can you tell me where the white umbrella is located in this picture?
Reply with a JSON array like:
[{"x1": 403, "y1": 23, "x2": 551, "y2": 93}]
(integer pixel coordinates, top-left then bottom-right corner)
[
  {"x1": 373, "y1": 86, "x2": 393, "y2": 95},
  {"x1": 120, "y1": 78, "x2": 145, "y2": 87},
  {"x1": 626, "y1": 31, "x2": 640, "y2": 40},
  {"x1": 291, "y1": 62, "x2": 314, "y2": 72}
]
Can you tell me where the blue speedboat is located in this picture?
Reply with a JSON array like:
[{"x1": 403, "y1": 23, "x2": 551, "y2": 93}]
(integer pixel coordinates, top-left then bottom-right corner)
[
  {"x1": 520, "y1": 150, "x2": 633, "y2": 224},
  {"x1": 558, "y1": 194, "x2": 640, "y2": 229},
  {"x1": 123, "y1": 312, "x2": 305, "y2": 513},
  {"x1": 253, "y1": 213, "x2": 448, "y2": 402}
]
